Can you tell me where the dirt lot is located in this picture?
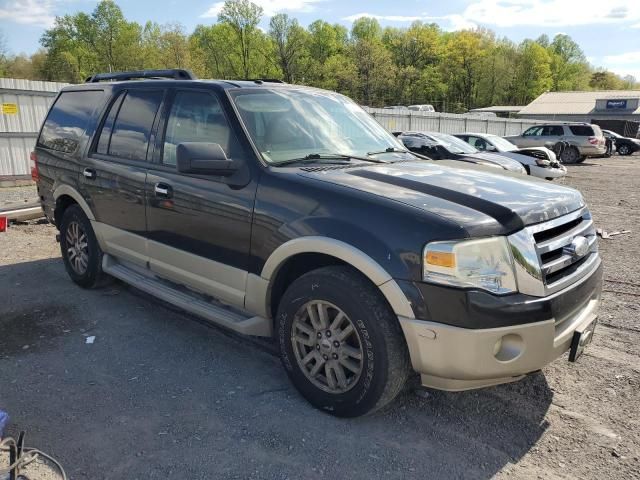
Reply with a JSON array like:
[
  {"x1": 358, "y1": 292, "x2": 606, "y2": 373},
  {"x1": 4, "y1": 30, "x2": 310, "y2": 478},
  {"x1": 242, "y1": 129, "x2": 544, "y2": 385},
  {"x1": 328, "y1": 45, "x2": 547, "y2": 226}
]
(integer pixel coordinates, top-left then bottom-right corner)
[{"x1": 1, "y1": 157, "x2": 639, "y2": 479}]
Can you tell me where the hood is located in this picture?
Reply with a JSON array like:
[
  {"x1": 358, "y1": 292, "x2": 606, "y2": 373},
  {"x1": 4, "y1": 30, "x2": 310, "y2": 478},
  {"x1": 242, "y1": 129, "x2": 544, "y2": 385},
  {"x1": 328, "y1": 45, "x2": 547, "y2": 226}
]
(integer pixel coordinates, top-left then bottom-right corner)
[
  {"x1": 299, "y1": 161, "x2": 584, "y2": 236},
  {"x1": 467, "y1": 152, "x2": 527, "y2": 173}
]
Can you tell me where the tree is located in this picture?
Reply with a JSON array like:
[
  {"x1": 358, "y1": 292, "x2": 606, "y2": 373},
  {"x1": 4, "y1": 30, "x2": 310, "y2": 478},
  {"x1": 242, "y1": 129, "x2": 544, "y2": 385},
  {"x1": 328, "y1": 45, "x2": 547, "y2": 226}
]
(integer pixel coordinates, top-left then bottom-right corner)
[
  {"x1": 268, "y1": 14, "x2": 308, "y2": 82},
  {"x1": 351, "y1": 17, "x2": 382, "y2": 42},
  {"x1": 549, "y1": 34, "x2": 590, "y2": 91},
  {"x1": 350, "y1": 19, "x2": 395, "y2": 106},
  {"x1": 218, "y1": 0, "x2": 263, "y2": 79},
  {"x1": 442, "y1": 30, "x2": 484, "y2": 110},
  {"x1": 511, "y1": 40, "x2": 552, "y2": 104},
  {"x1": 590, "y1": 70, "x2": 623, "y2": 90}
]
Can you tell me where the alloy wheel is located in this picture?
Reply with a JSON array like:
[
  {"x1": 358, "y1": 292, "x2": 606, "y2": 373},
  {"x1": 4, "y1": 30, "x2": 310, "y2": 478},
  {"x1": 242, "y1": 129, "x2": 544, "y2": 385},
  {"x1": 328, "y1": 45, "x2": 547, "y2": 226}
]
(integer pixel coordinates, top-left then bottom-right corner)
[
  {"x1": 65, "y1": 220, "x2": 89, "y2": 275},
  {"x1": 291, "y1": 301, "x2": 364, "y2": 394}
]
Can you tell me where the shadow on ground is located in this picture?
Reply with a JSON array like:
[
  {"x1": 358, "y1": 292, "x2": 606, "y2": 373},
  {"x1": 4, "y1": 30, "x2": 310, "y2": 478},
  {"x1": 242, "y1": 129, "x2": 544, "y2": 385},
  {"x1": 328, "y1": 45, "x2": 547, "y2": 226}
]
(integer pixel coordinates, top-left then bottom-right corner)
[{"x1": 0, "y1": 258, "x2": 552, "y2": 479}]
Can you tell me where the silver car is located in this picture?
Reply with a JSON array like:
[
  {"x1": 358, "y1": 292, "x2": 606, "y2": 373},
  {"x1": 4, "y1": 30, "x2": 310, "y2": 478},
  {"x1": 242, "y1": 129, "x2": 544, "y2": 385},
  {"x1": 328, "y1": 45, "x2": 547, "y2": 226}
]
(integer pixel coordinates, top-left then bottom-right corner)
[
  {"x1": 505, "y1": 123, "x2": 606, "y2": 163},
  {"x1": 454, "y1": 133, "x2": 567, "y2": 180}
]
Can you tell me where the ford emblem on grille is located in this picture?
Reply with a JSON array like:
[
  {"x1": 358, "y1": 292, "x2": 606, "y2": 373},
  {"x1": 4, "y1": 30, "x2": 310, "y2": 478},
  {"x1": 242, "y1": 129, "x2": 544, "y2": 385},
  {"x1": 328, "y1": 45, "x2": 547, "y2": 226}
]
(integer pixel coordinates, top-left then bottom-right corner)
[{"x1": 565, "y1": 235, "x2": 590, "y2": 258}]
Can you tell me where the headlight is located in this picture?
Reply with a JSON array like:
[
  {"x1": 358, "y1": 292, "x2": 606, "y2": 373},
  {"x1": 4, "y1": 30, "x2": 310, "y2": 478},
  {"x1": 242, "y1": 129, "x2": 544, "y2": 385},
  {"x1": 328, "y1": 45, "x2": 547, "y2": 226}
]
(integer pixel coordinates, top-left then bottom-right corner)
[{"x1": 423, "y1": 237, "x2": 517, "y2": 294}]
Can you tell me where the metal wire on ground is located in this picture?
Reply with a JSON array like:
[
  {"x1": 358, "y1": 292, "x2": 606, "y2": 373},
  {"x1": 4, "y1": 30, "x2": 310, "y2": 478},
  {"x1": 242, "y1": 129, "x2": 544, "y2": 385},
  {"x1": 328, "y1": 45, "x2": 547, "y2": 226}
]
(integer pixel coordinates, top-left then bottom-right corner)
[{"x1": 0, "y1": 435, "x2": 67, "y2": 480}]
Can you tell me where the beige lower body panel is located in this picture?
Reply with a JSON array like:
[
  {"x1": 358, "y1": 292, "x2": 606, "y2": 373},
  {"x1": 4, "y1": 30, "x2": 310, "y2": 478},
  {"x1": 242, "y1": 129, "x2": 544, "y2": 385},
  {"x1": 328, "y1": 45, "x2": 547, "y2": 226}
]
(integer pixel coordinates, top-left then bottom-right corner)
[
  {"x1": 92, "y1": 221, "x2": 247, "y2": 309},
  {"x1": 399, "y1": 296, "x2": 600, "y2": 391}
]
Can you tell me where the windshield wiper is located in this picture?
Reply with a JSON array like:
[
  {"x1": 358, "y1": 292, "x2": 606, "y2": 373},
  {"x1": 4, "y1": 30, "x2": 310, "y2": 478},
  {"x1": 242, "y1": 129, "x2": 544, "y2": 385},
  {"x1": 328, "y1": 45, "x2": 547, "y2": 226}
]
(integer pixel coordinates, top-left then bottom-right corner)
[
  {"x1": 273, "y1": 152, "x2": 387, "y2": 167},
  {"x1": 367, "y1": 147, "x2": 411, "y2": 156}
]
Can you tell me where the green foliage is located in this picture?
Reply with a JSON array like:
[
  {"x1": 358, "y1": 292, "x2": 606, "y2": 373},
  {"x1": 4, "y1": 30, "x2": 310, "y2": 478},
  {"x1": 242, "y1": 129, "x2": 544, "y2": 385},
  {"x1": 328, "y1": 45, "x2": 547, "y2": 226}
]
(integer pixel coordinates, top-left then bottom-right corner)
[{"x1": 0, "y1": 0, "x2": 637, "y2": 110}]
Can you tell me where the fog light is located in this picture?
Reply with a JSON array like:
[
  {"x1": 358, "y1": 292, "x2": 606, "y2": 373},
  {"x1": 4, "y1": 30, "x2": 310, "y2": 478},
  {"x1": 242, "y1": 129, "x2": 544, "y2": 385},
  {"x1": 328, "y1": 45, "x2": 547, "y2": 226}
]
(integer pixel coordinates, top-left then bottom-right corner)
[{"x1": 493, "y1": 334, "x2": 524, "y2": 362}]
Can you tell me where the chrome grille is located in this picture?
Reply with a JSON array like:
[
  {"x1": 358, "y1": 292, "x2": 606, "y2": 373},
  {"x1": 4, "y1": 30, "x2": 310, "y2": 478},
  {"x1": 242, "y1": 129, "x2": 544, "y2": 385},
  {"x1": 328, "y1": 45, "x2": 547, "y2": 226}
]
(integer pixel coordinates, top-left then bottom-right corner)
[{"x1": 508, "y1": 207, "x2": 600, "y2": 297}]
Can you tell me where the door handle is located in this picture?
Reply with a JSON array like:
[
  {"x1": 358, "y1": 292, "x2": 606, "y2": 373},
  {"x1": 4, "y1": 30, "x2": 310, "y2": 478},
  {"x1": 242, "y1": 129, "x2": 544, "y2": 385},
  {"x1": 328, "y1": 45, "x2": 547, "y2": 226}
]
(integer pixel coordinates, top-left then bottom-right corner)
[
  {"x1": 83, "y1": 168, "x2": 96, "y2": 180},
  {"x1": 154, "y1": 182, "x2": 172, "y2": 198}
]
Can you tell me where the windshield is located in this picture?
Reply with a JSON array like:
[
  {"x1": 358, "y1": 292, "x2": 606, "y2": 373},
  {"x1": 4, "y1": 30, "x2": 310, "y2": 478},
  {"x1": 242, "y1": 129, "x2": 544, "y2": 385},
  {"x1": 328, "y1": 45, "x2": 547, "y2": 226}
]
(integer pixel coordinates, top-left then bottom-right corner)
[
  {"x1": 486, "y1": 135, "x2": 518, "y2": 151},
  {"x1": 229, "y1": 88, "x2": 408, "y2": 164},
  {"x1": 428, "y1": 132, "x2": 478, "y2": 154}
]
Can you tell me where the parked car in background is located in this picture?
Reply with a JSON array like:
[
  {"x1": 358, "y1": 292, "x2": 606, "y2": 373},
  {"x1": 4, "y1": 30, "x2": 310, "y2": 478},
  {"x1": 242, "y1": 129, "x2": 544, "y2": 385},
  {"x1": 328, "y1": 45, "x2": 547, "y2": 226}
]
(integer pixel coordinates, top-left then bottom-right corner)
[
  {"x1": 464, "y1": 111, "x2": 497, "y2": 117},
  {"x1": 454, "y1": 133, "x2": 567, "y2": 180},
  {"x1": 505, "y1": 123, "x2": 606, "y2": 164},
  {"x1": 602, "y1": 129, "x2": 640, "y2": 156},
  {"x1": 396, "y1": 131, "x2": 527, "y2": 174},
  {"x1": 408, "y1": 104, "x2": 435, "y2": 112},
  {"x1": 383, "y1": 105, "x2": 408, "y2": 110}
]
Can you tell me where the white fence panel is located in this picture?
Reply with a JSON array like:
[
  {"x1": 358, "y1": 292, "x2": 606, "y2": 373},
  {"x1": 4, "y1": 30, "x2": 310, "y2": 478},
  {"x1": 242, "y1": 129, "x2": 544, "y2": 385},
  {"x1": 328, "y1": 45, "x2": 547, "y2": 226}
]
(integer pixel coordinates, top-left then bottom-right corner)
[
  {"x1": 364, "y1": 107, "x2": 546, "y2": 137},
  {"x1": 0, "y1": 135, "x2": 36, "y2": 176}
]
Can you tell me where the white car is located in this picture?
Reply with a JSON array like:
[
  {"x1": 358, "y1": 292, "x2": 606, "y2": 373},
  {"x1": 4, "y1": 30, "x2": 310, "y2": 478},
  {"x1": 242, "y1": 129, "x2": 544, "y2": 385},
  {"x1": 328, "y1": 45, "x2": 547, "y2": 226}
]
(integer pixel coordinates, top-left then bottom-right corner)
[
  {"x1": 408, "y1": 104, "x2": 436, "y2": 112},
  {"x1": 454, "y1": 133, "x2": 567, "y2": 180}
]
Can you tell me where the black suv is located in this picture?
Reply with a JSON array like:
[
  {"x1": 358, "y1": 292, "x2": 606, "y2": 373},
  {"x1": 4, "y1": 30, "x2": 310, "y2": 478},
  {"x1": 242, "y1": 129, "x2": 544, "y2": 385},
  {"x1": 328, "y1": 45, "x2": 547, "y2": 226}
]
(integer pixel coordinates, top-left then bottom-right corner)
[{"x1": 34, "y1": 70, "x2": 602, "y2": 417}]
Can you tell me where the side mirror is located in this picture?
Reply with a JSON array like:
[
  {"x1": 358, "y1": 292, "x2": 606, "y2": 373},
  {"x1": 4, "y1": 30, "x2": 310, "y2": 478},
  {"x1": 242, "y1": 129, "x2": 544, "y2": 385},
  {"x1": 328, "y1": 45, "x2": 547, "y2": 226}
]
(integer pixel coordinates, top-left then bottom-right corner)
[
  {"x1": 176, "y1": 142, "x2": 237, "y2": 176},
  {"x1": 485, "y1": 145, "x2": 497, "y2": 152}
]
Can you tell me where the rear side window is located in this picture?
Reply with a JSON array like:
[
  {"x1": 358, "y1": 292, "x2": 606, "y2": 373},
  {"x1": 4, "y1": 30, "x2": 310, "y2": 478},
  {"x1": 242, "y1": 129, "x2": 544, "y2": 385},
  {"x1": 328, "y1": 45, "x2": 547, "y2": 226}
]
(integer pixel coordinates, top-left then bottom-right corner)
[
  {"x1": 95, "y1": 89, "x2": 163, "y2": 161},
  {"x1": 38, "y1": 90, "x2": 104, "y2": 154},
  {"x1": 543, "y1": 125, "x2": 564, "y2": 136},
  {"x1": 569, "y1": 125, "x2": 595, "y2": 136}
]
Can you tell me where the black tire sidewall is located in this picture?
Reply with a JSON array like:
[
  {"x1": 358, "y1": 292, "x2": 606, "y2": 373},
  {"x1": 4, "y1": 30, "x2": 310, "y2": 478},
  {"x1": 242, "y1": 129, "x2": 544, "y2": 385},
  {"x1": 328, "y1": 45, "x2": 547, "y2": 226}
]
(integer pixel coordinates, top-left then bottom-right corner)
[
  {"x1": 276, "y1": 269, "x2": 393, "y2": 417},
  {"x1": 60, "y1": 205, "x2": 103, "y2": 288},
  {"x1": 562, "y1": 147, "x2": 580, "y2": 164},
  {"x1": 619, "y1": 145, "x2": 630, "y2": 155}
]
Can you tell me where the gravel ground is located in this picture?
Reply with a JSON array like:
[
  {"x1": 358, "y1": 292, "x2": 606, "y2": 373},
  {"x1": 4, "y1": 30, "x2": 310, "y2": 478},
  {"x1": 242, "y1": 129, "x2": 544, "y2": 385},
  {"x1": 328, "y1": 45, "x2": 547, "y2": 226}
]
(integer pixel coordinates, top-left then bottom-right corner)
[
  {"x1": 1, "y1": 158, "x2": 639, "y2": 479},
  {"x1": 0, "y1": 184, "x2": 38, "y2": 206}
]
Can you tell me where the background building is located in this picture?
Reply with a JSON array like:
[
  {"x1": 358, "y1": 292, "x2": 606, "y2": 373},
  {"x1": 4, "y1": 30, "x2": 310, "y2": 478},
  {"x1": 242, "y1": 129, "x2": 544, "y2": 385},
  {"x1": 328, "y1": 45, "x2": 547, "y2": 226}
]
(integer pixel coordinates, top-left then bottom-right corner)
[
  {"x1": 0, "y1": 78, "x2": 68, "y2": 183},
  {"x1": 518, "y1": 90, "x2": 640, "y2": 136}
]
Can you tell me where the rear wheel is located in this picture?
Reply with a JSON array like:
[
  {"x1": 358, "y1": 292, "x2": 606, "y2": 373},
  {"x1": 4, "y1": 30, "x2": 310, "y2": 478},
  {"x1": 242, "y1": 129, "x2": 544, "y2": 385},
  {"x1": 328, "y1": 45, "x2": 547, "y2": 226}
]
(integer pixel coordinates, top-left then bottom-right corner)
[
  {"x1": 561, "y1": 146, "x2": 581, "y2": 164},
  {"x1": 59, "y1": 204, "x2": 105, "y2": 288},
  {"x1": 618, "y1": 144, "x2": 631, "y2": 156},
  {"x1": 276, "y1": 266, "x2": 411, "y2": 417}
]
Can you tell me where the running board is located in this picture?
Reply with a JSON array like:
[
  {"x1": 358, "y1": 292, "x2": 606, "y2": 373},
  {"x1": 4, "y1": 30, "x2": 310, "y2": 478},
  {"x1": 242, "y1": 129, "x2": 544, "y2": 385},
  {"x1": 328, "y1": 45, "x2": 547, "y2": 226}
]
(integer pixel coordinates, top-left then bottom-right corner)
[{"x1": 102, "y1": 255, "x2": 272, "y2": 337}]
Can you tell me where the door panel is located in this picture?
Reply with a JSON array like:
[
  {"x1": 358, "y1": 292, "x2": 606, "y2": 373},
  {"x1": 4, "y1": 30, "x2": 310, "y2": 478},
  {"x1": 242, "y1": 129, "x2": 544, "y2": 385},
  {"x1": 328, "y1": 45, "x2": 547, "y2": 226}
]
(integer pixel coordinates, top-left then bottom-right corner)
[
  {"x1": 145, "y1": 89, "x2": 257, "y2": 306},
  {"x1": 80, "y1": 88, "x2": 165, "y2": 267}
]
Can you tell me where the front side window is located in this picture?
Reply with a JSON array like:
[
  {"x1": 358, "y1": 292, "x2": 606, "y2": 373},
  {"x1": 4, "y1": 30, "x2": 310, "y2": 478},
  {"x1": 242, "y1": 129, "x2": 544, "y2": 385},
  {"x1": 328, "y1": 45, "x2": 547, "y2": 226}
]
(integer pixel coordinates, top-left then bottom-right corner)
[
  {"x1": 523, "y1": 127, "x2": 542, "y2": 137},
  {"x1": 96, "y1": 89, "x2": 163, "y2": 161},
  {"x1": 162, "y1": 90, "x2": 239, "y2": 166},
  {"x1": 229, "y1": 88, "x2": 407, "y2": 164},
  {"x1": 468, "y1": 136, "x2": 487, "y2": 150},
  {"x1": 38, "y1": 90, "x2": 104, "y2": 154}
]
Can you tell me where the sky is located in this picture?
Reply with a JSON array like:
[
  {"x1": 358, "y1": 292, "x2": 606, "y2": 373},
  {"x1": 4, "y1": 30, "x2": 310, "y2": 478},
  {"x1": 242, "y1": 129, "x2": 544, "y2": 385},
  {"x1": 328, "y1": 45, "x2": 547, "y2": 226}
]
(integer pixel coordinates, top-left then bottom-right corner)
[{"x1": 1, "y1": 0, "x2": 640, "y2": 81}]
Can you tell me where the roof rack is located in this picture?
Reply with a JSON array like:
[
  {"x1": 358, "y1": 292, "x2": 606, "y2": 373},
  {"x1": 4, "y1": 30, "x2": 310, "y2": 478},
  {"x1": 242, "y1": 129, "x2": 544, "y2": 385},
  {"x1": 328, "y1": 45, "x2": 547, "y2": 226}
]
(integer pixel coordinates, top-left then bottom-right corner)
[
  {"x1": 85, "y1": 69, "x2": 197, "y2": 83},
  {"x1": 249, "y1": 79, "x2": 285, "y2": 84}
]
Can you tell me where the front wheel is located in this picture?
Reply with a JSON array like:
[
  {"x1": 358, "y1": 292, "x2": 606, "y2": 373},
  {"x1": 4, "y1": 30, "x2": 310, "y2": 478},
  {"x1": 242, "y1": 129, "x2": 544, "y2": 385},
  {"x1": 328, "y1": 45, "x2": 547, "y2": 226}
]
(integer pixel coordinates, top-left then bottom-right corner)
[{"x1": 276, "y1": 266, "x2": 411, "y2": 417}]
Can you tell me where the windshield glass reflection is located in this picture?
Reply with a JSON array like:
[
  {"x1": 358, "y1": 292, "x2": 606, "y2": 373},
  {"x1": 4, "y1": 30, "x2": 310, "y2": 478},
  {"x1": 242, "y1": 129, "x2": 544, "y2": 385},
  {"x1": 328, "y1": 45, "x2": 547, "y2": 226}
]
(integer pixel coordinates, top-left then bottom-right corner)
[{"x1": 229, "y1": 88, "x2": 408, "y2": 164}]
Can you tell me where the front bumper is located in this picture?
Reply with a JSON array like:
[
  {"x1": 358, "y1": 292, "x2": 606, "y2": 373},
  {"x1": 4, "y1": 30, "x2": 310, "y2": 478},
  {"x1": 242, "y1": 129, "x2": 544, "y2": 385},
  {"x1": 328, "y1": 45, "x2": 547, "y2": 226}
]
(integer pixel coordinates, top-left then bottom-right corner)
[
  {"x1": 398, "y1": 263, "x2": 602, "y2": 391},
  {"x1": 529, "y1": 164, "x2": 566, "y2": 179}
]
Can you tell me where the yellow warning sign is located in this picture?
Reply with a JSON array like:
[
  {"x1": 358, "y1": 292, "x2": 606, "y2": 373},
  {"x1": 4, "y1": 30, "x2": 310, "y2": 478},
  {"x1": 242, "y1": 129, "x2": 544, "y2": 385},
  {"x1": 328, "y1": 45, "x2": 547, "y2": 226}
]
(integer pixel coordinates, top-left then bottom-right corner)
[{"x1": 2, "y1": 103, "x2": 18, "y2": 114}]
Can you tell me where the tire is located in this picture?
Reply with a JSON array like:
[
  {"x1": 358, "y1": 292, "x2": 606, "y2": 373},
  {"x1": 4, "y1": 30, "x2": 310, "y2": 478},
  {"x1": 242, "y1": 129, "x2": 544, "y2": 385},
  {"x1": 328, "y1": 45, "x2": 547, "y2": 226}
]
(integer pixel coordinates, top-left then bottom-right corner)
[
  {"x1": 561, "y1": 146, "x2": 580, "y2": 164},
  {"x1": 577, "y1": 155, "x2": 587, "y2": 163},
  {"x1": 618, "y1": 144, "x2": 631, "y2": 156},
  {"x1": 59, "y1": 204, "x2": 105, "y2": 288},
  {"x1": 276, "y1": 266, "x2": 411, "y2": 417}
]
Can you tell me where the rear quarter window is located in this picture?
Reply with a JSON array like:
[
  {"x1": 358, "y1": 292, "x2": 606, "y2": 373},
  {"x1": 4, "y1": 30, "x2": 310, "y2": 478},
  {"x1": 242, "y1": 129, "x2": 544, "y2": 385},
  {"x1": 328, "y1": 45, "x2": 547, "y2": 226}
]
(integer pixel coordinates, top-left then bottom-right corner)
[
  {"x1": 569, "y1": 125, "x2": 595, "y2": 136},
  {"x1": 37, "y1": 90, "x2": 104, "y2": 154}
]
